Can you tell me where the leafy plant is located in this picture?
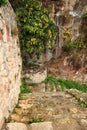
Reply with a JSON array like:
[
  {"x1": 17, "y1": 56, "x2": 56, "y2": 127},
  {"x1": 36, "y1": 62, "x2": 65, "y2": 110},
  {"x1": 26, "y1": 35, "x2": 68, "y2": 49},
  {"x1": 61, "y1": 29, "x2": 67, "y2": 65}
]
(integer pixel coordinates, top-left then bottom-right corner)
[
  {"x1": 62, "y1": 40, "x2": 86, "y2": 52},
  {"x1": 16, "y1": 0, "x2": 57, "y2": 64},
  {"x1": 0, "y1": 0, "x2": 7, "y2": 7},
  {"x1": 63, "y1": 31, "x2": 71, "y2": 39}
]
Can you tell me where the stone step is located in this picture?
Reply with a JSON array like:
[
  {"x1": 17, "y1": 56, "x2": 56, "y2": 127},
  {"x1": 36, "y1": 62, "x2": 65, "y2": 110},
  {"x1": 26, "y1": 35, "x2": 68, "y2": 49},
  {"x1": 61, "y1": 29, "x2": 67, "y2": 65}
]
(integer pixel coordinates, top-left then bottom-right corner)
[
  {"x1": 5, "y1": 118, "x2": 87, "y2": 130},
  {"x1": 28, "y1": 122, "x2": 53, "y2": 130},
  {"x1": 5, "y1": 122, "x2": 53, "y2": 130},
  {"x1": 6, "y1": 123, "x2": 27, "y2": 130}
]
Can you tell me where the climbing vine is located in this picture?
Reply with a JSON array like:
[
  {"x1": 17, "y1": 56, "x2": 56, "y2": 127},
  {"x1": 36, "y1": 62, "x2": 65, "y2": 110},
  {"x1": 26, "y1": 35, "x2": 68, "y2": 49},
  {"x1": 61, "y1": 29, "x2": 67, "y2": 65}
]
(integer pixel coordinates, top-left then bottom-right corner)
[{"x1": 16, "y1": 0, "x2": 57, "y2": 64}]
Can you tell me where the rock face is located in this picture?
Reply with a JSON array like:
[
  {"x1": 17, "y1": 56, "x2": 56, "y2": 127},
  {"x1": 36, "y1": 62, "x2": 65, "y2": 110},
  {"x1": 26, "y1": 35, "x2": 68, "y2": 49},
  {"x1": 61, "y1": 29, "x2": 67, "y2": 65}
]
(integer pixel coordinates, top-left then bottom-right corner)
[
  {"x1": 0, "y1": 1, "x2": 21, "y2": 129},
  {"x1": 42, "y1": 0, "x2": 87, "y2": 57}
]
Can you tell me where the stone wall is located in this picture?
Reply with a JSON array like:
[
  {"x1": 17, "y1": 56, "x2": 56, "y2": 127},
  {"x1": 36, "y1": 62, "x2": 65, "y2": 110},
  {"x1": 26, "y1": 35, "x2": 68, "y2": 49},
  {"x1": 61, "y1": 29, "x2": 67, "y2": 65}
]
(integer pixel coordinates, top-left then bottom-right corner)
[
  {"x1": 0, "y1": 1, "x2": 22, "y2": 129},
  {"x1": 42, "y1": 0, "x2": 87, "y2": 57}
]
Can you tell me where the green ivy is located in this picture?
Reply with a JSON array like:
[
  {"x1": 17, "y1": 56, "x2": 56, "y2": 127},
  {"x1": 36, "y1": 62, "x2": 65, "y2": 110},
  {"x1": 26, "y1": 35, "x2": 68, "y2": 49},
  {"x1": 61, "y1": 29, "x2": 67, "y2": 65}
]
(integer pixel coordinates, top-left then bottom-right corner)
[
  {"x1": 0, "y1": 0, "x2": 7, "y2": 7},
  {"x1": 16, "y1": 0, "x2": 57, "y2": 64}
]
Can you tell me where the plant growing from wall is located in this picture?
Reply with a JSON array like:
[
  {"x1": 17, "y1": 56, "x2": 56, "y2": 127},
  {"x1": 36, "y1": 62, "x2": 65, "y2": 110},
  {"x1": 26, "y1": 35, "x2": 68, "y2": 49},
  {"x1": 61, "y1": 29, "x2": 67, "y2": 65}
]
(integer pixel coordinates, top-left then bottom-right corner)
[
  {"x1": 62, "y1": 40, "x2": 86, "y2": 52},
  {"x1": 21, "y1": 77, "x2": 32, "y2": 93},
  {"x1": 16, "y1": 0, "x2": 57, "y2": 64},
  {"x1": 0, "y1": 0, "x2": 7, "y2": 7}
]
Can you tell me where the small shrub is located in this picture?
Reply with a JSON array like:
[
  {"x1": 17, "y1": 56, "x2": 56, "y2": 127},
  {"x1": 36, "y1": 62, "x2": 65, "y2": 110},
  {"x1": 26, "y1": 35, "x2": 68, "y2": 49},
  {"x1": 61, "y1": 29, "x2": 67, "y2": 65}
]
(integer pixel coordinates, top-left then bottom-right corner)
[
  {"x1": 16, "y1": 0, "x2": 57, "y2": 64},
  {"x1": 0, "y1": 0, "x2": 7, "y2": 7},
  {"x1": 62, "y1": 40, "x2": 86, "y2": 52}
]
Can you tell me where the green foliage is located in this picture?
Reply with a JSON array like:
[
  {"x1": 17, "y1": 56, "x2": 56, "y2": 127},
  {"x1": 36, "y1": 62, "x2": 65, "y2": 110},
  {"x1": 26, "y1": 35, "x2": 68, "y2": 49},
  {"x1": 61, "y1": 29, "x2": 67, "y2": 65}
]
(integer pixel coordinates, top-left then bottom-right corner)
[
  {"x1": 16, "y1": 0, "x2": 57, "y2": 63},
  {"x1": 58, "y1": 79, "x2": 87, "y2": 93},
  {"x1": 82, "y1": 12, "x2": 87, "y2": 18},
  {"x1": 63, "y1": 31, "x2": 71, "y2": 39},
  {"x1": 80, "y1": 103, "x2": 87, "y2": 108},
  {"x1": 62, "y1": 40, "x2": 86, "y2": 52},
  {"x1": 15, "y1": 104, "x2": 21, "y2": 108},
  {"x1": 44, "y1": 75, "x2": 59, "y2": 86},
  {"x1": 0, "y1": 0, "x2": 7, "y2": 7},
  {"x1": 44, "y1": 75, "x2": 87, "y2": 93},
  {"x1": 18, "y1": 94, "x2": 24, "y2": 100},
  {"x1": 44, "y1": 75, "x2": 59, "y2": 91},
  {"x1": 21, "y1": 77, "x2": 32, "y2": 93},
  {"x1": 28, "y1": 118, "x2": 43, "y2": 124}
]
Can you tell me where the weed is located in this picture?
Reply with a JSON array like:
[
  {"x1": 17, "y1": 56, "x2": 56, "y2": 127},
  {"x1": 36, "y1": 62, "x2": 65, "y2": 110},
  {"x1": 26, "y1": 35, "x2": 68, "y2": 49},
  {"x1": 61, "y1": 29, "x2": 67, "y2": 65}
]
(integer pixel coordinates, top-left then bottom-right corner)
[
  {"x1": 28, "y1": 118, "x2": 43, "y2": 124},
  {"x1": 18, "y1": 94, "x2": 24, "y2": 100},
  {"x1": 15, "y1": 104, "x2": 21, "y2": 108},
  {"x1": 20, "y1": 77, "x2": 32, "y2": 93},
  {"x1": 43, "y1": 75, "x2": 59, "y2": 91},
  {"x1": 58, "y1": 79, "x2": 87, "y2": 93},
  {"x1": 80, "y1": 103, "x2": 87, "y2": 108},
  {"x1": 44, "y1": 75, "x2": 87, "y2": 93}
]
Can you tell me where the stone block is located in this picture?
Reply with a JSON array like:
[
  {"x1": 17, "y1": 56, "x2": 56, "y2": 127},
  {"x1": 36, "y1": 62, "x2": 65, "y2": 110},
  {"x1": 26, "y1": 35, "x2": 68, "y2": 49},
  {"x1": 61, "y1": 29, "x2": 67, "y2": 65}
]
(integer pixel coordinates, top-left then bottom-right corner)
[
  {"x1": 25, "y1": 67, "x2": 47, "y2": 84},
  {"x1": 29, "y1": 122, "x2": 53, "y2": 130},
  {"x1": 6, "y1": 123, "x2": 27, "y2": 130}
]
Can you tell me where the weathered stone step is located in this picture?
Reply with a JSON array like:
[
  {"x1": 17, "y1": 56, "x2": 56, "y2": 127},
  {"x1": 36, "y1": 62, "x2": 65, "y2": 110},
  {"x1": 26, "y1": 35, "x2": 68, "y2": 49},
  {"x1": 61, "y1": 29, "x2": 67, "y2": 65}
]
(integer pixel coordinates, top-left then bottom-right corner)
[
  {"x1": 5, "y1": 122, "x2": 53, "y2": 130},
  {"x1": 5, "y1": 118, "x2": 87, "y2": 130},
  {"x1": 7, "y1": 91, "x2": 82, "y2": 123},
  {"x1": 5, "y1": 89, "x2": 87, "y2": 130}
]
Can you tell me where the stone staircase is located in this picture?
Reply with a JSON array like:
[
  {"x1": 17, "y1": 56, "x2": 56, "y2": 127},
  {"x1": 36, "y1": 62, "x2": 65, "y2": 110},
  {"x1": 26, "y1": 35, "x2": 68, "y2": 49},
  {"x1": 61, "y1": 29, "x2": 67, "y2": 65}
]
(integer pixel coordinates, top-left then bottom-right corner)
[{"x1": 4, "y1": 84, "x2": 87, "y2": 130}]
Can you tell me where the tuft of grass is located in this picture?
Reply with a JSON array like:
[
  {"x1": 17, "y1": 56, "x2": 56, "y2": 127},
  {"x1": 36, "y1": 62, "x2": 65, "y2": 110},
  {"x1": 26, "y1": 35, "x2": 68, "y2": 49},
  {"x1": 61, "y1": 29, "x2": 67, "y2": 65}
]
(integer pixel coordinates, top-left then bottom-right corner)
[
  {"x1": 43, "y1": 75, "x2": 59, "y2": 91},
  {"x1": 44, "y1": 75, "x2": 87, "y2": 93},
  {"x1": 58, "y1": 79, "x2": 87, "y2": 93},
  {"x1": 28, "y1": 118, "x2": 43, "y2": 124},
  {"x1": 20, "y1": 77, "x2": 32, "y2": 93}
]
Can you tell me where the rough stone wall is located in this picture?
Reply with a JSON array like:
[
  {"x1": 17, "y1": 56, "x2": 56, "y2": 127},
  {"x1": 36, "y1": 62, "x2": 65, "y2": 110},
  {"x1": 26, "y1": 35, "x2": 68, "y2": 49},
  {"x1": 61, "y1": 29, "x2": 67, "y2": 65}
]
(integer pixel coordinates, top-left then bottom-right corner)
[
  {"x1": 0, "y1": 1, "x2": 22, "y2": 129},
  {"x1": 43, "y1": 0, "x2": 87, "y2": 57}
]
